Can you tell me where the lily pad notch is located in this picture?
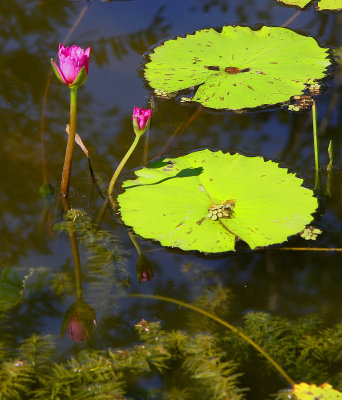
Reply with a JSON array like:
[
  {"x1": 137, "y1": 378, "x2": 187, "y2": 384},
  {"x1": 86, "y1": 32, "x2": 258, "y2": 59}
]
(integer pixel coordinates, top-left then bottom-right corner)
[
  {"x1": 144, "y1": 25, "x2": 331, "y2": 111},
  {"x1": 117, "y1": 150, "x2": 318, "y2": 253}
]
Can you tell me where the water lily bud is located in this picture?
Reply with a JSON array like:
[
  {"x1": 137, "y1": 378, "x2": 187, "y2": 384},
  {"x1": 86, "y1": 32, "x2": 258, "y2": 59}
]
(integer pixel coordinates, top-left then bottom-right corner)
[
  {"x1": 60, "y1": 300, "x2": 97, "y2": 343},
  {"x1": 136, "y1": 254, "x2": 154, "y2": 284},
  {"x1": 51, "y1": 43, "x2": 91, "y2": 88},
  {"x1": 132, "y1": 107, "x2": 152, "y2": 137}
]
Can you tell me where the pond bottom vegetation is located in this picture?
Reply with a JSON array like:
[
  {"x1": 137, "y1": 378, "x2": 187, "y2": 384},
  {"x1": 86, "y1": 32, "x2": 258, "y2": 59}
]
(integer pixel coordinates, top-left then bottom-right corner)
[{"x1": 1, "y1": 310, "x2": 342, "y2": 399}]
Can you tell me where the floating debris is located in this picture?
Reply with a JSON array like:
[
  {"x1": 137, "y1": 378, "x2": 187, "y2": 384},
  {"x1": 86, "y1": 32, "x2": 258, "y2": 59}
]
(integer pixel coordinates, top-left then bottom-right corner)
[
  {"x1": 207, "y1": 199, "x2": 236, "y2": 221},
  {"x1": 300, "y1": 225, "x2": 322, "y2": 240}
]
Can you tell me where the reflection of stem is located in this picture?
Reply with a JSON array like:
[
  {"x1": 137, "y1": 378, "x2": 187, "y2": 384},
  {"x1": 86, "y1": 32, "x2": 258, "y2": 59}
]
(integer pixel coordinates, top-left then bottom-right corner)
[
  {"x1": 327, "y1": 140, "x2": 333, "y2": 173},
  {"x1": 96, "y1": 198, "x2": 109, "y2": 227},
  {"x1": 281, "y1": 9, "x2": 302, "y2": 28},
  {"x1": 312, "y1": 101, "x2": 320, "y2": 191},
  {"x1": 40, "y1": 73, "x2": 52, "y2": 184},
  {"x1": 245, "y1": 10, "x2": 302, "y2": 65},
  {"x1": 130, "y1": 293, "x2": 295, "y2": 386},
  {"x1": 144, "y1": 96, "x2": 155, "y2": 165},
  {"x1": 277, "y1": 247, "x2": 342, "y2": 252},
  {"x1": 61, "y1": 197, "x2": 83, "y2": 300},
  {"x1": 63, "y1": 5, "x2": 89, "y2": 44},
  {"x1": 155, "y1": 105, "x2": 202, "y2": 158},
  {"x1": 143, "y1": 128, "x2": 150, "y2": 166},
  {"x1": 70, "y1": 229, "x2": 83, "y2": 300},
  {"x1": 128, "y1": 232, "x2": 143, "y2": 256},
  {"x1": 108, "y1": 135, "x2": 141, "y2": 198},
  {"x1": 314, "y1": 169, "x2": 320, "y2": 192},
  {"x1": 265, "y1": 250, "x2": 277, "y2": 312},
  {"x1": 61, "y1": 87, "x2": 78, "y2": 195},
  {"x1": 325, "y1": 140, "x2": 333, "y2": 197},
  {"x1": 312, "y1": 100, "x2": 320, "y2": 171}
]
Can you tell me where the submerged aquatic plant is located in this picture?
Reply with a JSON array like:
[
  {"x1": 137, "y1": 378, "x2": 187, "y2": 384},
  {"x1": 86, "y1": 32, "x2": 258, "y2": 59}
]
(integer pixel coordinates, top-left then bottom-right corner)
[
  {"x1": 144, "y1": 25, "x2": 330, "y2": 110},
  {"x1": 2, "y1": 310, "x2": 342, "y2": 399},
  {"x1": 118, "y1": 149, "x2": 318, "y2": 253}
]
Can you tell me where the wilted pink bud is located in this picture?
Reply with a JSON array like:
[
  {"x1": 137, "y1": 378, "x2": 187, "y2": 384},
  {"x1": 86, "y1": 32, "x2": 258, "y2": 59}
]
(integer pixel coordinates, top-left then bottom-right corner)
[
  {"x1": 132, "y1": 107, "x2": 152, "y2": 136},
  {"x1": 51, "y1": 43, "x2": 91, "y2": 87}
]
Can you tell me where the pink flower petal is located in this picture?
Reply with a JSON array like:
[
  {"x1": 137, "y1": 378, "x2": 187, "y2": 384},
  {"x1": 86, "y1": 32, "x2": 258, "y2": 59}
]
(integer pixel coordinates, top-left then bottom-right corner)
[{"x1": 132, "y1": 107, "x2": 152, "y2": 130}]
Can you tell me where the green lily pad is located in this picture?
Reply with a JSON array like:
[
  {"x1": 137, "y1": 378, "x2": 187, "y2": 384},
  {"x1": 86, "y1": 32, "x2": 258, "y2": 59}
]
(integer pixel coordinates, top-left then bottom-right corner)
[
  {"x1": 276, "y1": 0, "x2": 342, "y2": 10},
  {"x1": 317, "y1": 0, "x2": 342, "y2": 10},
  {"x1": 293, "y1": 383, "x2": 342, "y2": 400},
  {"x1": 276, "y1": 0, "x2": 312, "y2": 7},
  {"x1": 117, "y1": 150, "x2": 318, "y2": 253},
  {"x1": 144, "y1": 25, "x2": 330, "y2": 110}
]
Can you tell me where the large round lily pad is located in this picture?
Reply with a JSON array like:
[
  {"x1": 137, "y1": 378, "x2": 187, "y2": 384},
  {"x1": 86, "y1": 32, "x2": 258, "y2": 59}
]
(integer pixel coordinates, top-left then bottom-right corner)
[
  {"x1": 276, "y1": 0, "x2": 342, "y2": 11},
  {"x1": 144, "y1": 25, "x2": 330, "y2": 110},
  {"x1": 117, "y1": 150, "x2": 318, "y2": 253}
]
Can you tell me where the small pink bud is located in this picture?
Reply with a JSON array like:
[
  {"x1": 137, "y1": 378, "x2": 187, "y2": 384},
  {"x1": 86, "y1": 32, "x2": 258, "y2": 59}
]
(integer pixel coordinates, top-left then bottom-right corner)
[
  {"x1": 51, "y1": 43, "x2": 91, "y2": 87},
  {"x1": 132, "y1": 107, "x2": 152, "y2": 136}
]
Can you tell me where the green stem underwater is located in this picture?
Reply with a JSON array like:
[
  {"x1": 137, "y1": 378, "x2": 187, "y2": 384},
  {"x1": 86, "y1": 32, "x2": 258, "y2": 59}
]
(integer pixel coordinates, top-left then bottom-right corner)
[
  {"x1": 60, "y1": 87, "x2": 78, "y2": 196},
  {"x1": 130, "y1": 293, "x2": 295, "y2": 386}
]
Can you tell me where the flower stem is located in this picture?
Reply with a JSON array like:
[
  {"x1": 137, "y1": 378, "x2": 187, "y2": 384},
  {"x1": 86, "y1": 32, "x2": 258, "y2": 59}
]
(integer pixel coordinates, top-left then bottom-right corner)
[
  {"x1": 108, "y1": 134, "x2": 141, "y2": 197},
  {"x1": 60, "y1": 87, "x2": 78, "y2": 196}
]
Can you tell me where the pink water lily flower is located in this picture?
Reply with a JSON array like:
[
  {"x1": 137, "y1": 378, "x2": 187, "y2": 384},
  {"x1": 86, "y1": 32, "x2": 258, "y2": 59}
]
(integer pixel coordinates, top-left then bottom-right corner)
[
  {"x1": 132, "y1": 106, "x2": 152, "y2": 136},
  {"x1": 51, "y1": 43, "x2": 91, "y2": 87}
]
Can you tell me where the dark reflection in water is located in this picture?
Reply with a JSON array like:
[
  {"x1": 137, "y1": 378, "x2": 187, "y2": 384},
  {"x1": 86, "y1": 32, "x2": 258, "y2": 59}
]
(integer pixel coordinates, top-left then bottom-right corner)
[{"x1": 0, "y1": 0, "x2": 342, "y2": 398}]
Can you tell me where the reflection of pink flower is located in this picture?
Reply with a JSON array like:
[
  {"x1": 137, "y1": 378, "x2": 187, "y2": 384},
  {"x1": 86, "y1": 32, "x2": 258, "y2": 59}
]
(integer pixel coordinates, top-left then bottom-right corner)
[
  {"x1": 51, "y1": 43, "x2": 91, "y2": 87},
  {"x1": 136, "y1": 254, "x2": 154, "y2": 284},
  {"x1": 140, "y1": 270, "x2": 152, "y2": 283},
  {"x1": 61, "y1": 300, "x2": 97, "y2": 343},
  {"x1": 132, "y1": 107, "x2": 152, "y2": 136},
  {"x1": 67, "y1": 315, "x2": 88, "y2": 343}
]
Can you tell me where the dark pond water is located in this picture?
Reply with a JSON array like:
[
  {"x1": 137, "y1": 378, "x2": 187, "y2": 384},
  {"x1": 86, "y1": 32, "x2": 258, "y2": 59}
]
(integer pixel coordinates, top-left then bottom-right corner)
[{"x1": 1, "y1": 1, "x2": 342, "y2": 399}]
